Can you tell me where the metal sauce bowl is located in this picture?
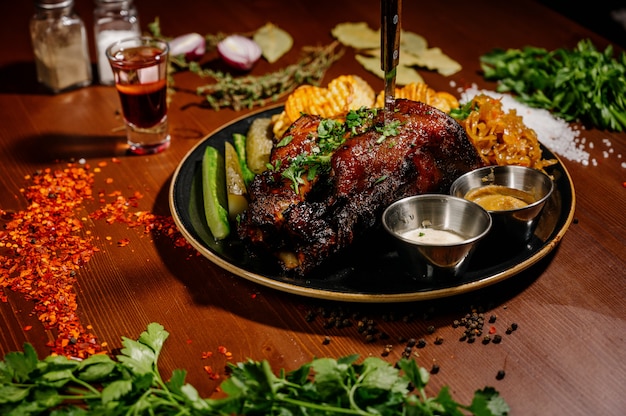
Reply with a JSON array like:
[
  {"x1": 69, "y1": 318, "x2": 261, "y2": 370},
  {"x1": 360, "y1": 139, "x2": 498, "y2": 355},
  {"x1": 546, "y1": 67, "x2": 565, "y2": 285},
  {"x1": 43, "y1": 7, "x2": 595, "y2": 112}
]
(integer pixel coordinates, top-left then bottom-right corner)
[
  {"x1": 449, "y1": 165, "x2": 555, "y2": 246},
  {"x1": 382, "y1": 195, "x2": 492, "y2": 279}
]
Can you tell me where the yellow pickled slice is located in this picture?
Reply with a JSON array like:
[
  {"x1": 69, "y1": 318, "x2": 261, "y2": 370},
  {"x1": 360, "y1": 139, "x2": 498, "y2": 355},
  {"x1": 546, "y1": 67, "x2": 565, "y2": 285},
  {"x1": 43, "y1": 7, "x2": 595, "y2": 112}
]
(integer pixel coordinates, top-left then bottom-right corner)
[
  {"x1": 224, "y1": 141, "x2": 248, "y2": 220},
  {"x1": 246, "y1": 117, "x2": 274, "y2": 174}
]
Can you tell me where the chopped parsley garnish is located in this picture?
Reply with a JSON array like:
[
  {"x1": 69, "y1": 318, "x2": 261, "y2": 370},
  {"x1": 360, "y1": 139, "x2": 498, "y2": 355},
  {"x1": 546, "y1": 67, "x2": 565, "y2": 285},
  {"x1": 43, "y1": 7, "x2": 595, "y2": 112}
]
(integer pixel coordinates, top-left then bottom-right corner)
[
  {"x1": 279, "y1": 108, "x2": 404, "y2": 193},
  {"x1": 449, "y1": 100, "x2": 474, "y2": 120}
]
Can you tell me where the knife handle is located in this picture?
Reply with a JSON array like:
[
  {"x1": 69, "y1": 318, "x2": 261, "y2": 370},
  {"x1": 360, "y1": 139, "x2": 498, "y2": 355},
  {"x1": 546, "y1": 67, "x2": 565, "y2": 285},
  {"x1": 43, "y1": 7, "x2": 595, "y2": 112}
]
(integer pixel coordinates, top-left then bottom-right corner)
[{"x1": 381, "y1": 0, "x2": 402, "y2": 72}]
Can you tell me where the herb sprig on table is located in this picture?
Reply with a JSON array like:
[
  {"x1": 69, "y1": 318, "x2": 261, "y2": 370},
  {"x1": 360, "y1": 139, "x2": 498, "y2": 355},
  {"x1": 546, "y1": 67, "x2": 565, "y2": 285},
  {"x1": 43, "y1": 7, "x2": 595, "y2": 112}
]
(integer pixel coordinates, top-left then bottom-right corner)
[
  {"x1": 0, "y1": 323, "x2": 509, "y2": 415},
  {"x1": 480, "y1": 39, "x2": 626, "y2": 131}
]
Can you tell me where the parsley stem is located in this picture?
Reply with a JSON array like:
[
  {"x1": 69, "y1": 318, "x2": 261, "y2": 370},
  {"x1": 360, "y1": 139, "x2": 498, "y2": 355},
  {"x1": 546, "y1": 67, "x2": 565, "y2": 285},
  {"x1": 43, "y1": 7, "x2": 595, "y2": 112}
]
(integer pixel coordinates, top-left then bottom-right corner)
[
  {"x1": 278, "y1": 396, "x2": 372, "y2": 415},
  {"x1": 69, "y1": 374, "x2": 102, "y2": 396}
]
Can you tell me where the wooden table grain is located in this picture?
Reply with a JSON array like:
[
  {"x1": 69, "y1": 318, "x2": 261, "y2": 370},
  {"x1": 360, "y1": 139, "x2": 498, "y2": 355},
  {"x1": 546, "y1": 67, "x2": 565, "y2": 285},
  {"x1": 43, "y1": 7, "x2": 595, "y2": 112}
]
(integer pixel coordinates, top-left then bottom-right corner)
[{"x1": 1, "y1": 1, "x2": 625, "y2": 414}]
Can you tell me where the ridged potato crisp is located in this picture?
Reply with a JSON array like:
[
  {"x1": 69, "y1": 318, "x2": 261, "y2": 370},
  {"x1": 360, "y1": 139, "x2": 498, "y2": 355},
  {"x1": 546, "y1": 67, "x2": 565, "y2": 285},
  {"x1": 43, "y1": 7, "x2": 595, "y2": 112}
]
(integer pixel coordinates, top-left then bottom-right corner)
[{"x1": 272, "y1": 75, "x2": 460, "y2": 138}]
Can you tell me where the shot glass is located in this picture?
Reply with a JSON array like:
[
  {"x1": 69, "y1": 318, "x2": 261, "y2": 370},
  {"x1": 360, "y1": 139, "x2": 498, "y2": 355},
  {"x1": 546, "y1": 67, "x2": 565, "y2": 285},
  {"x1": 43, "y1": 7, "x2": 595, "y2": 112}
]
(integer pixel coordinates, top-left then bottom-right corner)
[{"x1": 106, "y1": 37, "x2": 170, "y2": 155}]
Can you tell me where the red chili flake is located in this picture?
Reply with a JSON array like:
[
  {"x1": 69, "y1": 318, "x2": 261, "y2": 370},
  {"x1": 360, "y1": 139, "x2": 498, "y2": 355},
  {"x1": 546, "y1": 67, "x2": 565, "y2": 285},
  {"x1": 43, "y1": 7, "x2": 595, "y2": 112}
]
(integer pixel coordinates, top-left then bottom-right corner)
[
  {"x1": 0, "y1": 165, "x2": 101, "y2": 359},
  {"x1": 105, "y1": 178, "x2": 113, "y2": 184},
  {"x1": 489, "y1": 326, "x2": 497, "y2": 334},
  {"x1": 201, "y1": 351, "x2": 213, "y2": 359},
  {"x1": 24, "y1": 325, "x2": 33, "y2": 331},
  {"x1": 117, "y1": 238, "x2": 130, "y2": 247},
  {"x1": 203, "y1": 365, "x2": 221, "y2": 380},
  {"x1": 186, "y1": 339, "x2": 193, "y2": 344},
  {"x1": 1, "y1": 160, "x2": 198, "y2": 358},
  {"x1": 217, "y1": 345, "x2": 233, "y2": 358}
]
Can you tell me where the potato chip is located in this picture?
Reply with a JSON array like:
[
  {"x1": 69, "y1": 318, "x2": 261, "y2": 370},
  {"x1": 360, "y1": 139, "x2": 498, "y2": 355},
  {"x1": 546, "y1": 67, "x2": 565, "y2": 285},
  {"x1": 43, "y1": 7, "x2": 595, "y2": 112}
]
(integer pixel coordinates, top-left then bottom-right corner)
[
  {"x1": 272, "y1": 111, "x2": 291, "y2": 138},
  {"x1": 374, "y1": 83, "x2": 459, "y2": 113},
  {"x1": 275, "y1": 75, "x2": 376, "y2": 137},
  {"x1": 253, "y1": 23, "x2": 293, "y2": 64},
  {"x1": 328, "y1": 74, "x2": 375, "y2": 111}
]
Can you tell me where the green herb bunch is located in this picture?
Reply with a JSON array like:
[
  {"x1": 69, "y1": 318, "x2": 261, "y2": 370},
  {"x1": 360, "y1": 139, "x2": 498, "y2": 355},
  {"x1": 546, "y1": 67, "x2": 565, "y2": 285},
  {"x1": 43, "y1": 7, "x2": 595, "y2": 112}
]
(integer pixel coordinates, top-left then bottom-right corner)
[
  {"x1": 480, "y1": 39, "x2": 626, "y2": 131},
  {"x1": 0, "y1": 323, "x2": 510, "y2": 415}
]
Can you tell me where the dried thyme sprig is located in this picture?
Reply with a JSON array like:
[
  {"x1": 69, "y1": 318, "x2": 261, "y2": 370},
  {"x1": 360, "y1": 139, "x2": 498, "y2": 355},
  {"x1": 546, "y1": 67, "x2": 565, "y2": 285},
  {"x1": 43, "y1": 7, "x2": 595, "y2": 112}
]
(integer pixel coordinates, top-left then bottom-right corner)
[
  {"x1": 192, "y1": 41, "x2": 344, "y2": 110},
  {"x1": 148, "y1": 18, "x2": 344, "y2": 111}
]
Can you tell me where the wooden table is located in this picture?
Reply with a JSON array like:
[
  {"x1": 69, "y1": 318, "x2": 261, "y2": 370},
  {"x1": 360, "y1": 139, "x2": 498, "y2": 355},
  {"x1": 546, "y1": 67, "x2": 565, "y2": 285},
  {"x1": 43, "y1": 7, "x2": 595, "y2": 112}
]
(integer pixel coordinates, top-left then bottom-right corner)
[{"x1": 1, "y1": 1, "x2": 624, "y2": 414}]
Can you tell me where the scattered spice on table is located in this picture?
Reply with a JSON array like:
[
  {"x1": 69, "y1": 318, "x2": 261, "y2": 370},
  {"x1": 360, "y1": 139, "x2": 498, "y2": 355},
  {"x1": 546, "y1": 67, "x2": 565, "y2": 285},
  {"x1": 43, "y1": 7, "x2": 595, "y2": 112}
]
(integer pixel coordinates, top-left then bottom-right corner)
[
  {"x1": 0, "y1": 160, "x2": 196, "y2": 358},
  {"x1": 0, "y1": 165, "x2": 100, "y2": 358}
]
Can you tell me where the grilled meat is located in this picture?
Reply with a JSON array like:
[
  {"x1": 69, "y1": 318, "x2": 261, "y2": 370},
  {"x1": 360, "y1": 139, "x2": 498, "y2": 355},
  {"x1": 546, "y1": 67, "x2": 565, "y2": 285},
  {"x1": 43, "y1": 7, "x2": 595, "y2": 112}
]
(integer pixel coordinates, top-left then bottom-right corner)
[{"x1": 237, "y1": 99, "x2": 485, "y2": 275}]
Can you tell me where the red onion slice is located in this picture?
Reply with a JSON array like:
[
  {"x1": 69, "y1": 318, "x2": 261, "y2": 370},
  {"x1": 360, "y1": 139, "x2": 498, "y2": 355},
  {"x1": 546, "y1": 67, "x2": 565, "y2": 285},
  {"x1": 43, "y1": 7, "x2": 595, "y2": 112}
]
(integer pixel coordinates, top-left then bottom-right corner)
[
  {"x1": 217, "y1": 35, "x2": 262, "y2": 71},
  {"x1": 169, "y1": 33, "x2": 206, "y2": 61}
]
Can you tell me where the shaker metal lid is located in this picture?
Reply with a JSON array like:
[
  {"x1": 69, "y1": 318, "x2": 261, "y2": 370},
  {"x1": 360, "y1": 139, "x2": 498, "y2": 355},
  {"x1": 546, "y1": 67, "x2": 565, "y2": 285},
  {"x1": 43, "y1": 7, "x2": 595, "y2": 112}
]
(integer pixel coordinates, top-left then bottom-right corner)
[{"x1": 35, "y1": 0, "x2": 75, "y2": 10}]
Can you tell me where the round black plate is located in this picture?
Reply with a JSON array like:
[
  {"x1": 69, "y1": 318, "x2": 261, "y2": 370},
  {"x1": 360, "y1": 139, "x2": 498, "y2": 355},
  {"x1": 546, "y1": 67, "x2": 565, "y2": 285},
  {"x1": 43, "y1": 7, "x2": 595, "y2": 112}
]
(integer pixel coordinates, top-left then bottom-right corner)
[{"x1": 169, "y1": 105, "x2": 575, "y2": 302}]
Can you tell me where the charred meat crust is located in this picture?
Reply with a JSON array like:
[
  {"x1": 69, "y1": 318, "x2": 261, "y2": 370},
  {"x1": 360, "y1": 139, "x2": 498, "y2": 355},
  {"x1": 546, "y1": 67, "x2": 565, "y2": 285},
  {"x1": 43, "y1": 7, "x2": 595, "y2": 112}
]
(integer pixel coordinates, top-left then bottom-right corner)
[{"x1": 237, "y1": 99, "x2": 485, "y2": 275}]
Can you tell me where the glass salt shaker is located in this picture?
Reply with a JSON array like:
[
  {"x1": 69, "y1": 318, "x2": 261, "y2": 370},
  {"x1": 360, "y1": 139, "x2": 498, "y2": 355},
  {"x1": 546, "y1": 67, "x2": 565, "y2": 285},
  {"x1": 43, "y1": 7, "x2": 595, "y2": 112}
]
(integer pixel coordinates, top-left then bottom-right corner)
[
  {"x1": 93, "y1": 0, "x2": 140, "y2": 85},
  {"x1": 29, "y1": 0, "x2": 93, "y2": 93}
]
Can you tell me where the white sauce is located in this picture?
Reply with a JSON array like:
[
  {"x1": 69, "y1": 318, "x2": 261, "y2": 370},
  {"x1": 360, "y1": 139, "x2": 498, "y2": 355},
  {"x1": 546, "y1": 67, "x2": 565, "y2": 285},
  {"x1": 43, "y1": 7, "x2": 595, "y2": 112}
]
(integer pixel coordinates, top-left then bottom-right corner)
[{"x1": 401, "y1": 228, "x2": 466, "y2": 245}]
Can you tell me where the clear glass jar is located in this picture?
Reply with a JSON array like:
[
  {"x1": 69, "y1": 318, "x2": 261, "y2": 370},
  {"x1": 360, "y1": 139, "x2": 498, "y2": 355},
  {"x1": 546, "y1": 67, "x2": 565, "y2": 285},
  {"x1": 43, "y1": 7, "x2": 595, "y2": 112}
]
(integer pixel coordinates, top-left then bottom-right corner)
[
  {"x1": 29, "y1": 0, "x2": 92, "y2": 93},
  {"x1": 94, "y1": 0, "x2": 140, "y2": 84}
]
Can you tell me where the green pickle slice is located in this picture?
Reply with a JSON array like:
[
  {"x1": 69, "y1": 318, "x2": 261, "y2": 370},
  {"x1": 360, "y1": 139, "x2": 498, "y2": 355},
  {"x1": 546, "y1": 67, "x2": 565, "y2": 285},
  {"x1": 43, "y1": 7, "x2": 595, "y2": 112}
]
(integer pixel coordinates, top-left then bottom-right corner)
[{"x1": 202, "y1": 146, "x2": 230, "y2": 240}]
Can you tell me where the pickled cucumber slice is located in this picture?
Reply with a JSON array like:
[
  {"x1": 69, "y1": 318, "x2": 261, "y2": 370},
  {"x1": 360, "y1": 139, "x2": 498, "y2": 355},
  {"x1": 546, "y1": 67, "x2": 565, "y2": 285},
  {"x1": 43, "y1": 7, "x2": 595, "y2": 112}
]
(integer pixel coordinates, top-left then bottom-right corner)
[
  {"x1": 202, "y1": 145, "x2": 230, "y2": 240},
  {"x1": 224, "y1": 141, "x2": 248, "y2": 220},
  {"x1": 246, "y1": 117, "x2": 274, "y2": 174},
  {"x1": 232, "y1": 133, "x2": 256, "y2": 187}
]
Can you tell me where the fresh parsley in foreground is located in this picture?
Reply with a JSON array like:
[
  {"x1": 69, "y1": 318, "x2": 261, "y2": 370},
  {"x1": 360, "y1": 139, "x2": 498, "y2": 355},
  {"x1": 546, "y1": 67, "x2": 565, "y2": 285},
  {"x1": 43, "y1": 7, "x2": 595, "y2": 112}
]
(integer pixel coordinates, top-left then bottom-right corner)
[{"x1": 0, "y1": 323, "x2": 510, "y2": 415}]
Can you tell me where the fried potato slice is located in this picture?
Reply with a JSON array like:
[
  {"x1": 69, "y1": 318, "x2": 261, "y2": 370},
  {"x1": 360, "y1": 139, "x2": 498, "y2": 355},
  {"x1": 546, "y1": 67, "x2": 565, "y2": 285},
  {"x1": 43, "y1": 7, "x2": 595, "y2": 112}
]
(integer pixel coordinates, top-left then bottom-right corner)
[
  {"x1": 272, "y1": 111, "x2": 292, "y2": 139},
  {"x1": 374, "y1": 83, "x2": 459, "y2": 113},
  {"x1": 274, "y1": 78, "x2": 459, "y2": 138},
  {"x1": 275, "y1": 75, "x2": 375, "y2": 137}
]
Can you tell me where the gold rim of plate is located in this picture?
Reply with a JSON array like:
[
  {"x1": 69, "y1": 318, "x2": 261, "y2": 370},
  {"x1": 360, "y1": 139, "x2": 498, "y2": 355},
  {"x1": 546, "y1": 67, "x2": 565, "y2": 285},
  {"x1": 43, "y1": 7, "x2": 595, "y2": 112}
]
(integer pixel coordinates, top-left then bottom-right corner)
[{"x1": 169, "y1": 105, "x2": 576, "y2": 303}]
